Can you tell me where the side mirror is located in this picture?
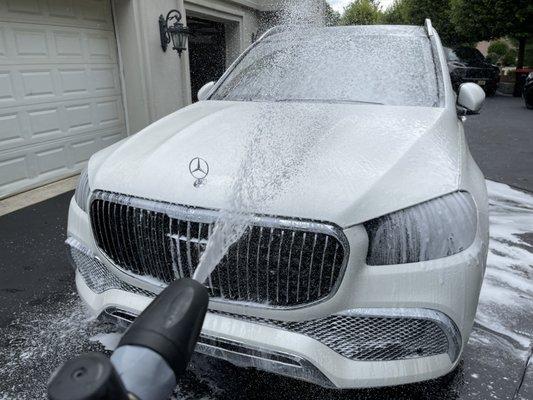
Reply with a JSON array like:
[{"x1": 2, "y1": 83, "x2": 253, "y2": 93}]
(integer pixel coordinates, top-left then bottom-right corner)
[
  {"x1": 198, "y1": 81, "x2": 215, "y2": 101},
  {"x1": 457, "y1": 82, "x2": 485, "y2": 115}
]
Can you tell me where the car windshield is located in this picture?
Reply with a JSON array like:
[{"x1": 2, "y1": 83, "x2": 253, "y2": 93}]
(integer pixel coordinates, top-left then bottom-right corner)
[{"x1": 210, "y1": 26, "x2": 440, "y2": 107}]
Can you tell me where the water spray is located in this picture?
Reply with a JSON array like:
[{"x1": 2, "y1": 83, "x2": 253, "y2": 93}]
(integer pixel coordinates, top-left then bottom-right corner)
[{"x1": 47, "y1": 279, "x2": 208, "y2": 400}]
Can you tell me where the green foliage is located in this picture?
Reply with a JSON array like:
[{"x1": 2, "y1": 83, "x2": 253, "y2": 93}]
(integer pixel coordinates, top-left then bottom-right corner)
[
  {"x1": 501, "y1": 48, "x2": 517, "y2": 66},
  {"x1": 338, "y1": 0, "x2": 532, "y2": 63},
  {"x1": 488, "y1": 40, "x2": 510, "y2": 58},
  {"x1": 525, "y1": 42, "x2": 533, "y2": 67},
  {"x1": 324, "y1": 2, "x2": 341, "y2": 26},
  {"x1": 486, "y1": 53, "x2": 500, "y2": 64},
  {"x1": 340, "y1": 0, "x2": 382, "y2": 25},
  {"x1": 382, "y1": 0, "x2": 409, "y2": 24},
  {"x1": 401, "y1": 0, "x2": 466, "y2": 45},
  {"x1": 486, "y1": 40, "x2": 518, "y2": 66},
  {"x1": 450, "y1": 0, "x2": 533, "y2": 42}
]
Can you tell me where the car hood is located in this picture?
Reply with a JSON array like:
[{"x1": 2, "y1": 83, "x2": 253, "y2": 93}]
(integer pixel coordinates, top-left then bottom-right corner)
[{"x1": 90, "y1": 100, "x2": 462, "y2": 228}]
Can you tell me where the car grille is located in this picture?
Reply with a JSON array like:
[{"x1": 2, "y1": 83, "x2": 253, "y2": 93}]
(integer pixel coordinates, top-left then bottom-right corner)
[
  {"x1": 90, "y1": 191, "x2": 348, "y2": 308},
  {"x1": 102, "y1": 305, "x2": 455, "y2": 362},
  {"x1": 209, "y1": 310, "x2": 453, "y2": 361},
  {"x1": 67, "y1": 237, "x2": 156, "y2": 298}
]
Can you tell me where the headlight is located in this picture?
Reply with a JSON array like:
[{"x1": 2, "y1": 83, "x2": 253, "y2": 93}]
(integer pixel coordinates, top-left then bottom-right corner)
[
  {"x1": 74, "y1": 168, "x2": 91, "y2": 213},
  {"x1": 364, "y1": 192, "x2": 477, "y2": 265}
]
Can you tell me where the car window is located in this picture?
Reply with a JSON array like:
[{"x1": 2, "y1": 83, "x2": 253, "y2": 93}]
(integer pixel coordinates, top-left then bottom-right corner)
[
  {"x1": 453, "y1": 47, "x2": 486, "y2": 63},
  {"x1": 210, "y1": 28, "x2": 440, "y2": 107},
  {"x1": 445, "y1": 48, "x2": 460, "y2": 62}
]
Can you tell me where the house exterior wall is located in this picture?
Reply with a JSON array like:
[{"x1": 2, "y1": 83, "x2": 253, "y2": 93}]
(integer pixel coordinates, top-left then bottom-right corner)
[{"x1": 112, "y1": 0, "x2": 261, "y2": 136}]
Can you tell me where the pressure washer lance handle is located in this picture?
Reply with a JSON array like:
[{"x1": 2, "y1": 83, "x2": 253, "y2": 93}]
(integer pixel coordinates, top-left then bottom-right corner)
[{"x1": 47, "y1": 279, "x2": 209, "y2": 400}]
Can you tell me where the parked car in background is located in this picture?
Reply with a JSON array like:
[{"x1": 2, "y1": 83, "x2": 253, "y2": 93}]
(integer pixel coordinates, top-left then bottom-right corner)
[
  {"x1": 445, "y1": 47, "x2": 500, "y2": 96},
  {"x1": 523, "y1": 72, "x2": 533, "y2": 109}
]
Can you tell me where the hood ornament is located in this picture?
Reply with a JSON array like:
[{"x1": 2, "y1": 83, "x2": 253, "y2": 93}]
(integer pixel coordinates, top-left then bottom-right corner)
[{"x1": 189, "y1": 157, "x2": 209, "y2": 187}]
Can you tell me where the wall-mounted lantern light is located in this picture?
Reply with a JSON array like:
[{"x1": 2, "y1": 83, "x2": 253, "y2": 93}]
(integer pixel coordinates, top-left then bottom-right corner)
[{"x1": 159, "y1": 10, "x2": 190, "y2": 56}]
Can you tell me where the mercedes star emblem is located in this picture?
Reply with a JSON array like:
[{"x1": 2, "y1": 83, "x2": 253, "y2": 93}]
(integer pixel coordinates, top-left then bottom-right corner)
[{"x1": 189, "y1": 157, "x2": 209, "y2": 187}]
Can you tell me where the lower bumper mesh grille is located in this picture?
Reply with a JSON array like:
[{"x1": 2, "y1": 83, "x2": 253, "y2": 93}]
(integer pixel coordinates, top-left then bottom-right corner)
[
  {"x1": 210, "y1": 310, "x2": 451, "y2": 361},
  {"x1": 99, "y1": 301, "x2": 454, "y2": 362},
  {"x1": 89, "y1": 191, "x2": 348, "y2": 308},
  {"x1": 67, "y1": 238, "x2": 155, "y2": 297}
]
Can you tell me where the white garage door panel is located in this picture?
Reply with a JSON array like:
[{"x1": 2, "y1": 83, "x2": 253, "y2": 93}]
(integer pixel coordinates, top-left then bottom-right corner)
[
  {"x1": 0, "y1": 127, "x2": 124, "y2": 189},
  {"x1": 0, "y1": 0, "x2": 126, "y2": 198},
  {"x1": 0, "y1": 0, "x2": 113, "y2": 30},
  {"x1": 0, "y1": 96, "x2": 125, "y2": 149}
]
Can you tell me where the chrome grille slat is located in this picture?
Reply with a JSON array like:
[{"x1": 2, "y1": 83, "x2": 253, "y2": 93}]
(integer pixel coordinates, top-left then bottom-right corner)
[
  {"x1": 275, "y1": 230, "x2": 284, "y2": 304},
  {"x1": 160, "y1": 213, "x2": 172, "y2": 280},
  {"x1": 169, "y1": 219, "x2": 180, "y2": 278},
  {"x1": 98, "y1": 200, "x2": 112, "y2": 265},
  {"x1": 330, "y1": 243, "x2": 339, "y2": 290},
  {"x1": 141, "y1": 209, "x2": 155, "y2": 279},
  {"x1": 120, "y1": 204, "x2": 132, "y2": 270},
  {"x1": 296, "y1": 232, "x2": 306, "y2": 302},
  {"x1": 134, "y1": 208, "x2": 145, "y2": 277},
  {"x1": 175, "y1": 220, "x2": 185, "y2": 278},
  {"x1": 90, "y1": 191, "x2": 348, "y2": 308},
  {"x1": 286, "y1": 231, "x2": 295, "y2": 304},
  {"x1": 110, "y1": 203, "x2": 121, "y2": 267},
  {"x1": 245, "y1": 228, "x2": 252, "y2": 299},
  {"x1": 234, "y1": 237, "x2": 242, "y2": 299},
  {"x1": 185, "y1": 221, "x2": 194, "y2": 278},
  {"x1": 109, "y1": 201, "x2": 121, "y2": 266},
  {"x1": 206, "y1": 224, "x2": 214, "y2": 295},
  {"x1": 265, "y1": 228, "x2": 273, "y2": 303},
  {"x1": 255, "y1": 226, "x2": 263, "y2": 300},
  {"x1": 307, "y1": 233, "x2": 318, "y2": 301},
  {"x1": 318, "y1": 236, "x2": 329, "y2": 297}
]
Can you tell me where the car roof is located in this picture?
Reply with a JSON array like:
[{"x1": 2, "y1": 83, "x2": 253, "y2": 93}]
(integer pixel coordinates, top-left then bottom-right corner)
[{"x1": 264, "y1": 25, "x2": 429, "y2": 40}]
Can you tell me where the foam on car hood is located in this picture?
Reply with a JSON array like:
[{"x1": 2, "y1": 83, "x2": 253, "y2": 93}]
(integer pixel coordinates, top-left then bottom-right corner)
[{"x1": 89, "y1": 100, "x2": 462, "y2": 227}]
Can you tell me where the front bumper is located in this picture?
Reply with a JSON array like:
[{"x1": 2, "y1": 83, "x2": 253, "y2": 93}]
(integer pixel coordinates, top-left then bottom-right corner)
[{"x1": 68, "y1": 196, "x2": 486, "y2": 388}]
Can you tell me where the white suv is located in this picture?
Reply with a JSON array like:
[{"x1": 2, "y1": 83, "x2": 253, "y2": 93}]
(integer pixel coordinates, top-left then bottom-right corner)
[{"x1": 67, "y1": 21, "x2": 489, "y2": 388}]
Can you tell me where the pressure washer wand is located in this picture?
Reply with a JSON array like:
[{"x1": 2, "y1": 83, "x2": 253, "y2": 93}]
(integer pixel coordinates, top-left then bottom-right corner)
[{"x1": 47, "y1": 278, "x2": 209, "y2": 400}]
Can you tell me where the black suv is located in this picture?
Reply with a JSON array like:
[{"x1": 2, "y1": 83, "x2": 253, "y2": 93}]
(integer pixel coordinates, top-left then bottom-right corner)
[{"x1": 445, "y1": 47, "x2": 500, "y2": 96}]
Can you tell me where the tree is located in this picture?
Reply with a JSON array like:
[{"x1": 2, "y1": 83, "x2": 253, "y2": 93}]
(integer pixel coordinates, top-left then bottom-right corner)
[
  {"x1": 340, "y1": 0, "x2": 382, "y2": 25},
  {"x1": 324, "y1": 2, "x2": 341, "y2": 26},
  {"x1": 450, "y1": 0, "x2": 533, "y2": 68},
  {"x1": 382, "y1": 0, "x2": 409, "y2": 24},
  {"x1": 378, "y1": 0, "x2": 467, "y2": 45},
  {"x1": 487, "y1": 40, "x2": 517, "y2": 66},
  {"x1": 400, "y1": 0, "x2": 466, "y2": 45}
]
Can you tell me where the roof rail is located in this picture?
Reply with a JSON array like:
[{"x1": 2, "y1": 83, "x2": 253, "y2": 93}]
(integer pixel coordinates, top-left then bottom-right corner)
[
  {"x1": 258, "y1": 24, "x2": 318, "y2": 41},
  {"x1": 258, "y1": 25, "x2": 289, "y2": 41},
  {"x1": 424, "y1": 18, "x2": 434, "y2": 37}
]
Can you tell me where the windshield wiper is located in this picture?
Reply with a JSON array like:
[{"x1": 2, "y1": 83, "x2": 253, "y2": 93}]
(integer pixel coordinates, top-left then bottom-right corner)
[{"x1": 274, "y1": 98, "x2": 385, "y2": 105}]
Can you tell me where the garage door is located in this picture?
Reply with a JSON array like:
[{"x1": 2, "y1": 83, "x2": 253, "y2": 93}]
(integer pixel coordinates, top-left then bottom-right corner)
[{"x1": 0, "y1": 0, "x2": 126, "y2": 198}]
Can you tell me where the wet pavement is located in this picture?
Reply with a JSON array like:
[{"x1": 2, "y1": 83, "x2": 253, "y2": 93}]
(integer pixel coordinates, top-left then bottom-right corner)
[
  {"x1": 1, "y1": 96, "x2": 533, "y2": 399},
  {"x1": 465, "y1": 94, "x2": 533, "y2": 193}
]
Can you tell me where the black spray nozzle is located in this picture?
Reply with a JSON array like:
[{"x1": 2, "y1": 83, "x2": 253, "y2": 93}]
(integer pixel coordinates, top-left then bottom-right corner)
[
  {"x1": 118, "y1": 278, "x2": 209, "y2": 377},
  {"x1": 47, "y1": 353, "x2": 129, "y2": 400},
  {"x1": 48, "y1": 279, "x2": 209, "y2": 400}
]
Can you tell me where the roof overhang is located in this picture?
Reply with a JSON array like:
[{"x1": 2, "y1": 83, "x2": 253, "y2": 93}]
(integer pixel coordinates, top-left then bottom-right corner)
[{"x1": 224, "y1": 0, "x2": 283, "y2": 11}]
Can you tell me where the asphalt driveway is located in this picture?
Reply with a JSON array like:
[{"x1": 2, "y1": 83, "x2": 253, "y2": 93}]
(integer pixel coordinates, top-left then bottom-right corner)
[
  {"x1": 0, "y1": 94, "x2": 532, "y2": 400},
  {"x1": 465, "y1": 94, "x2": 533, "y2": 192}
]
